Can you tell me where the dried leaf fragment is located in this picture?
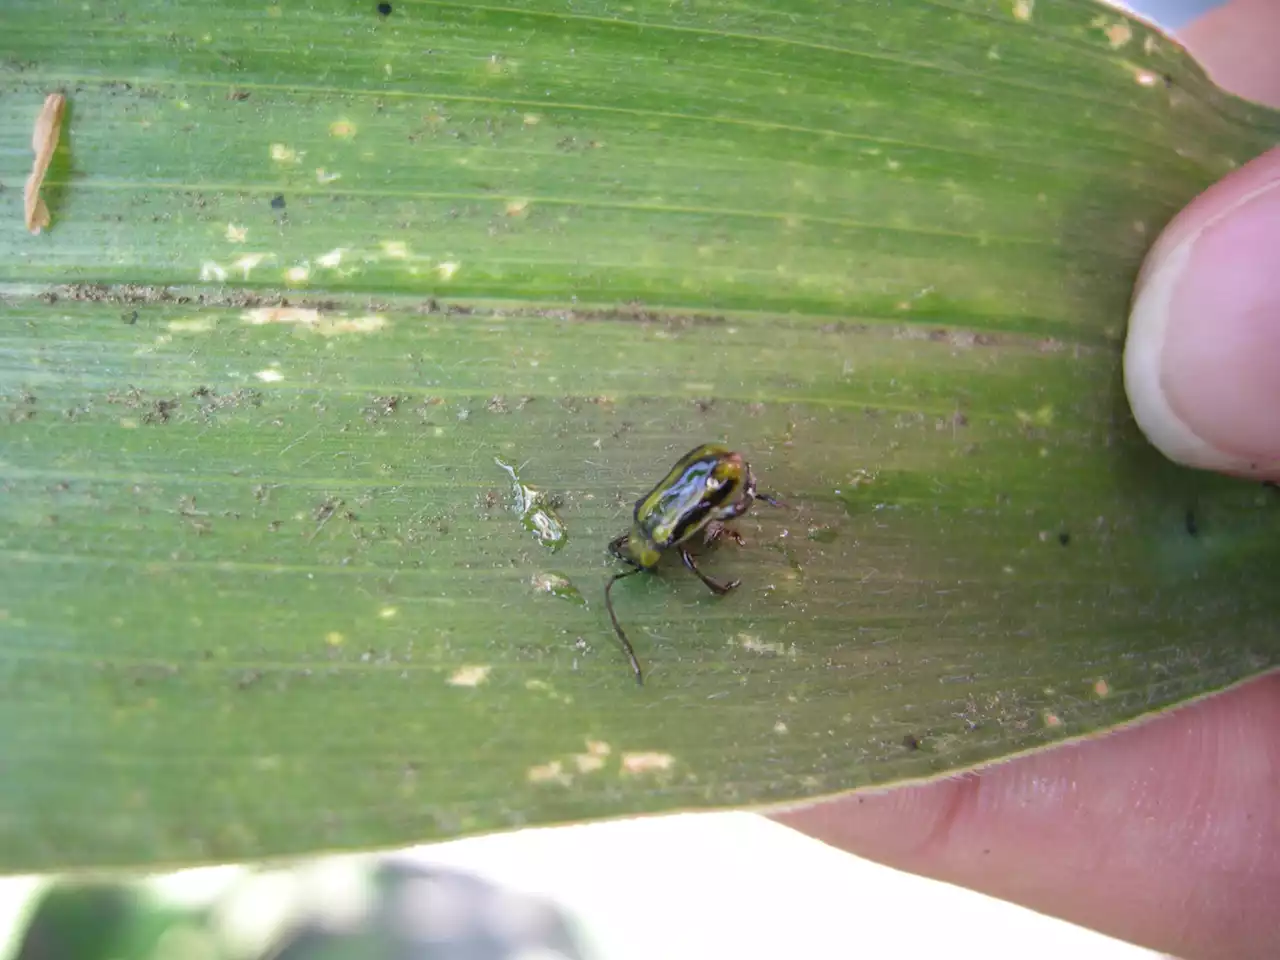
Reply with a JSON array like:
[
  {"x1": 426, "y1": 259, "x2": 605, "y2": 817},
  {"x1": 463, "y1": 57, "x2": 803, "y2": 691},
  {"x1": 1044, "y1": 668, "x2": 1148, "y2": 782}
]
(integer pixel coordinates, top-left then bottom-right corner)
[{"x1": 24, "y1": 93, "x2": 67, "y2": 234}]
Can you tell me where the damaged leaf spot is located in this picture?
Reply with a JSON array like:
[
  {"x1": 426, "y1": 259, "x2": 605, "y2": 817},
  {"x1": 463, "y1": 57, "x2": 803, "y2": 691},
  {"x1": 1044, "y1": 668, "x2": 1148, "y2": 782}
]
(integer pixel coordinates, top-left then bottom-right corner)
[
  {"x1": 570, "y1": 740, "x2": 611, "y2": 773},
  {"x1": 245, "y1": 306, "x2": 321, "y2": 327},
  {"x1": 200, "y1": 261, "x2": 228, "y2": 283},
  {"x1": 526, "y1": 761, "x2": 570, "y2": 786},
  {"x1": 738, "y1": 633, "x2": 794, "y2": 657},
  {"x1": 447, "y1": 665, "x2": 490, "y2": 687},
  {"x1": 1097, "y1": 18, "x2": 1132, "y2": 49},
  {"x1": 232, "y1": 253, "x2": 272, "y2": 279},
  {"x1": 242, "y1": 307, "x2": 387, "y2": 335},
  {"x1": 1015, "y1": 405, "x2": 1054, "y2": 428},
  {"x1": 270, "y1": 143, "x2": 302, "y2": 164},
  {"x1": 1012, "y1": 0, "x2": 1033, "y2": 21},
  {"x1": 620, "y1": 752, "x2": 675, "y2": 775},
  {"x1": 167, "y1": 317, "x2": 216, "y2": 333},
  {"x1": 25, "y1": 93, "x2": 66, "y2": 235},
  {"x1": 524, "y1": 679, "x2": 572, "y2": 706},
  {"x1": 332, "y1": 315, "x2": 387, "y2": 334},
  {"x1": 572, "y1": 754, "x2": 606, "y2": 774}
]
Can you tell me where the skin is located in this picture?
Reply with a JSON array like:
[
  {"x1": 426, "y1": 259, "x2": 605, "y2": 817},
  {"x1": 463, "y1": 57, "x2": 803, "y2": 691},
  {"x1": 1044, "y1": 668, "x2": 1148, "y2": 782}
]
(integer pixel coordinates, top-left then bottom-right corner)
[
  {"x1": 1179, "y1": 0, "x2": 1280, "y2": 108},
  {"x1": 773, "y1": 11, "x2": 1280, "y2": 959}
]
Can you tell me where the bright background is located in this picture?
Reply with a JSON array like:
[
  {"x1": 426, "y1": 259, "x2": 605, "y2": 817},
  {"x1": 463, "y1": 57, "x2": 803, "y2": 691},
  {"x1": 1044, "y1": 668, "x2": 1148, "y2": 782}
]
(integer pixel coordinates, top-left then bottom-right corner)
[{"x1": 1111, "y1": 0, "x2": 1223, "y2": 29}]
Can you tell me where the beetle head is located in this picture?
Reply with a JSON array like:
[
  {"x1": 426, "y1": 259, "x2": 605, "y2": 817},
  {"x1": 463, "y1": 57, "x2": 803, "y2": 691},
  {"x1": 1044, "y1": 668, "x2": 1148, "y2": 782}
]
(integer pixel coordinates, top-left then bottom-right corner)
[{"x1": 611, "y1": 528, "x2": 661, "y2": 569}]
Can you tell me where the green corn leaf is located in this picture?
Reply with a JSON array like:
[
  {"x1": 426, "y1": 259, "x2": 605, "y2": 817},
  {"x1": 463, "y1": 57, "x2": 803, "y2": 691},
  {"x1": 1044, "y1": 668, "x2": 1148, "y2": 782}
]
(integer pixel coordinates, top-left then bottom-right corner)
[{"x1": 1, "y1": 0, "x2": 1278, "y2": 872}]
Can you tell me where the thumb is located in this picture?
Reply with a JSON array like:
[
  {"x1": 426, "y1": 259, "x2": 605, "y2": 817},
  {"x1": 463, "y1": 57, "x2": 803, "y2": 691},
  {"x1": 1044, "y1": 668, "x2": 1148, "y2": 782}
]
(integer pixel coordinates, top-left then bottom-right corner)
[{"x1": 1124, "y1": 145, "x2": 1280, "y2": 481}]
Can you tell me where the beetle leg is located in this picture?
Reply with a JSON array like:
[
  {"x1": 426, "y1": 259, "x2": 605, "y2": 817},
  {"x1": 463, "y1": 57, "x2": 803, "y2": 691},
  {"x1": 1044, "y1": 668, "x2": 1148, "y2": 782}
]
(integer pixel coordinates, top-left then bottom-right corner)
[
  {"x1": 679, "y1": 546, "x2": 740, "y2": 595},
  {"x1": 607, "y1": 531, "x2": 634, "y2": 563},
  {"x1": 703, "y1": 521, "x2": 746, "y2": 548},
  {"x1": 745, "y1": 473, "x2": 784, "y2": 509}
]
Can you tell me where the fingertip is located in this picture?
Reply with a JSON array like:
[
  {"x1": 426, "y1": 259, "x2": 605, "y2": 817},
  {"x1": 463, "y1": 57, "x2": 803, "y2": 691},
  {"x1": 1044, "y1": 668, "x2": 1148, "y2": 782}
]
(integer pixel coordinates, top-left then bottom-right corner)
[
  {"x1": 1124, "y1": 147, "x2": 1280, "y2": 481},
  {"x1": 773, "y1": 673, "x2": 1280, "y2": 959}
]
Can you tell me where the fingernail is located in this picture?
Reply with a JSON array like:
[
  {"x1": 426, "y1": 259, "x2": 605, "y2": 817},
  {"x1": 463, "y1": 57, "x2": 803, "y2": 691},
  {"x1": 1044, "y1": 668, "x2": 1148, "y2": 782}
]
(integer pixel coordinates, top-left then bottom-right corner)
[{"x1": 1124, "y1": 177, "x2": 1280, "y2": 479}]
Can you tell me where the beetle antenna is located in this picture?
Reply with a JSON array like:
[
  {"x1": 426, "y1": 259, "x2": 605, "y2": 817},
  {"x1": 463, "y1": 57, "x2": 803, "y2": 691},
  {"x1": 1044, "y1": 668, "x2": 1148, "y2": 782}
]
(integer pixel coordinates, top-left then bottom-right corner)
[{"x1": 605, "y1": 568, "x2": 645, "y2": 685}]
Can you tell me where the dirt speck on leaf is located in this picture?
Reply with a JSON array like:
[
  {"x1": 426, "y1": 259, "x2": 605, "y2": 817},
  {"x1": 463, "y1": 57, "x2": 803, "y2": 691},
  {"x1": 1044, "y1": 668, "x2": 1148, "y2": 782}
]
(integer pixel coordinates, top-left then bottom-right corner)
[
  {"x1": 313, "y1": 498, "x2": 344, "y2": 523},
  {"x1": 191, "y1": 386, "x2": 262, "y2": 417},
  {"x1": 143, "y1": 398, "x2": 179, "y2": 424},
  {"x1": 7, "y1": 390, "x2": 37, "y2": 423},
  {"x1": 364, "y1": 395, "x2": 402, "y2": 421}
]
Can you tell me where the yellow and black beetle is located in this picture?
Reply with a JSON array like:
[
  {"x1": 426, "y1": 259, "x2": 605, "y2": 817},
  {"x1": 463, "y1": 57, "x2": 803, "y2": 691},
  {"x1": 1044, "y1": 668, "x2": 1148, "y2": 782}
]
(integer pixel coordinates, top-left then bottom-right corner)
[{"x1": 605, "y1": 443, "x2": 781, "y2": 684}]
